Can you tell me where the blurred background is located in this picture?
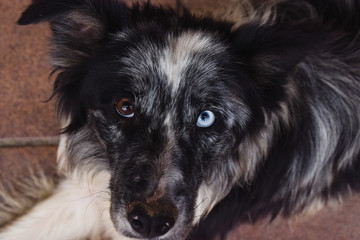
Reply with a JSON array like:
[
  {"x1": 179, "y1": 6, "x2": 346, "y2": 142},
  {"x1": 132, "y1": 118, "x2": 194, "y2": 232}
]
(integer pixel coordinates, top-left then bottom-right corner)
[{"x1": 1, "y1": 0, "x2": 360, "y2": 239}]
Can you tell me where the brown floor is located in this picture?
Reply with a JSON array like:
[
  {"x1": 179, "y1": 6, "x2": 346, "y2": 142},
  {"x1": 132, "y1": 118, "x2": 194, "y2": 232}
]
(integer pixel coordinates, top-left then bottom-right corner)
[{"x1": 1, "y1": 0, "x2": 360, "y2": 239}]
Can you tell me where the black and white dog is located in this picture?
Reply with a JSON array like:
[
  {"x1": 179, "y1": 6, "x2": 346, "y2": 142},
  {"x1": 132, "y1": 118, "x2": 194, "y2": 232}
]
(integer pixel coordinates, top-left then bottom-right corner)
[{"x1": 1, "y1": 0, "x2": 360, "y2": 239}]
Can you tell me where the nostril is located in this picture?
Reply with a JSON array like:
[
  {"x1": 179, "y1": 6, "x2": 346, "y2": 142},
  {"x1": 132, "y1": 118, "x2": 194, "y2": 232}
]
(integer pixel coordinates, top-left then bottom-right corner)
[
  {"x1": 160, "y1": 222, "x2": 170, "y2": 234},
  {"x1": 154, "y1": 216, "x2": 175, "y2": 236},
  {"x1": 128, "y1": 209, "x2": 150, "y2": 236},
  {"x1": 130, "y1": 215, "x2": 145, "y2": 232}
]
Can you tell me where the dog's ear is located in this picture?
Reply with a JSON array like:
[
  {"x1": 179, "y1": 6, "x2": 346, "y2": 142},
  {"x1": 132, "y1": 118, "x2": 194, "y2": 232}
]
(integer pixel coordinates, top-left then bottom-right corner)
[
  {"x1": 18, "y1": 0, "x2": 129, "y2": 132},
  {"x1": 18, "y1": 0, "x2": 128, "y2": 68},
  {"x1": 231, "y1": 23, "x2": 328, "y2": 111}
]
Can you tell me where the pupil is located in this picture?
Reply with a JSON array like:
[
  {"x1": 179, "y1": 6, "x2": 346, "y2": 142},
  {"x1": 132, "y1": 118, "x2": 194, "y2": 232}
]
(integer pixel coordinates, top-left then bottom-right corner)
[
  {"x1": 122, "y1": 102, "x2": 132, "y2": 112},
  {"x1": 201, "y1": 112, "x2": 209, "y2": 121}
]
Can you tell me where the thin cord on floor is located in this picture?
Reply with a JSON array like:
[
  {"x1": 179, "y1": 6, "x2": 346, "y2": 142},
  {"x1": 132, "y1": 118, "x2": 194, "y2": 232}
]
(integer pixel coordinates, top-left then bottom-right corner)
[{"x1": 0, "y1": 136, "x2": 60, "y2": 148}]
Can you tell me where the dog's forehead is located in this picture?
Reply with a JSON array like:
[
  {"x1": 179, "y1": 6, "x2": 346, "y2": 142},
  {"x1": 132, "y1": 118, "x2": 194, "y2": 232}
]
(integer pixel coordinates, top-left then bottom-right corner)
[
  {"x1": 116, "y1": 30, "x2": 229, "y2": 113},
  {"x1": 159, "y1": 31, "x2": 224, "y2": 92},
  {"x1": 118, "y1": 30, "x2": 227, "y2": 90}
]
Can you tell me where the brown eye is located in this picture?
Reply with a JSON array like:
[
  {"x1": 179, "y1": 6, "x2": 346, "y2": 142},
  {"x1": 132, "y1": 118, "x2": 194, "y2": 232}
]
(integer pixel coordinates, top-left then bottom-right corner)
[{"x1": 115, "y1": 98, "x2": 135, "y2": 118}]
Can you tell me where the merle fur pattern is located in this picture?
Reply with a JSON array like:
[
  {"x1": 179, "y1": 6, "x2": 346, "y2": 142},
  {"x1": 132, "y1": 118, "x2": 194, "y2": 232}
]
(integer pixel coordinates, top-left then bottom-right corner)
[{"x1": 16, "y1": 0, "x2": 360, "y2": 239}]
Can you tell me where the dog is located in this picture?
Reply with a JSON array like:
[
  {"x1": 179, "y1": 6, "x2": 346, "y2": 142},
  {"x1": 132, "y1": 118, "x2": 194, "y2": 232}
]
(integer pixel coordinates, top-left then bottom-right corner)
[{"x1": 1, "y1": 0, "x2": 360, "y2": 239}]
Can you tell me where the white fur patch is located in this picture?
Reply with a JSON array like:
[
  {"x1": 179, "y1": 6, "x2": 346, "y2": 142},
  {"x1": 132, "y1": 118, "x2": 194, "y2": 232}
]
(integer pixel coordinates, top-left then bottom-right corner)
[
  {"x1": 193, "y1": 183, "x2": 216, "y2": 225},
  {"x1": 159, "y1": 31, "x2": 214, "y2": 92},
  {"x1": 57, "y1": 134, "x2": 70, "y2": 174},
  {"x1": 0, "y1": 172, "x2": 124, "y2": 240}
]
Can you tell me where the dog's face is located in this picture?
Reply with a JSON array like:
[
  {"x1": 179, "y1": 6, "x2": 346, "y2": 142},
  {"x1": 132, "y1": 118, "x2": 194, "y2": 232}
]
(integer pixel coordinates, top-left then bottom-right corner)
[
  {"x1": 86, "y1": 29, "x2": 254, "y2": 239},
  {"x1": 69, "y1": 28, "x2": 254, "y2": 238},
  {"x1": 19, "y1": 0, "x2": 324, "y2": 239}
]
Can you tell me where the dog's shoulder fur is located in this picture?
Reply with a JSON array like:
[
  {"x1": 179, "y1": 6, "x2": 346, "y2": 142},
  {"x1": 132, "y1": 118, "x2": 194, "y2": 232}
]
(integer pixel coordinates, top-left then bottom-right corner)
[{"x1": 191, "y1": 1, "x2": 360, "y2": 238}]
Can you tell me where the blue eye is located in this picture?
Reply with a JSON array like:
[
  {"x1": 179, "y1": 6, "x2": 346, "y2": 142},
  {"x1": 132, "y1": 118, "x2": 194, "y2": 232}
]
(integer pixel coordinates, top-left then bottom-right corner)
[{"x1": 197, "y1": 110, "x2": 215, "y2": 128}]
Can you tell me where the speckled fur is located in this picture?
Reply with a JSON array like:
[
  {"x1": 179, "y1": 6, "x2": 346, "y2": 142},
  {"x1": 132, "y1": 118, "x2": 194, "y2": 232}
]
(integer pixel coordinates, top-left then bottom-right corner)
[{"x1": 2, "y1": 0, "x2": 360, "y2": 240}]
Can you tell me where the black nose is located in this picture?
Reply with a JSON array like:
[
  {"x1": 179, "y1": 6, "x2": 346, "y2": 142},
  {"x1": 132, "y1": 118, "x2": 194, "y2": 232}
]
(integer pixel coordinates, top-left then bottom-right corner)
[{"x1": 127, "y1": 201, "x2": 178, "y2": 238}]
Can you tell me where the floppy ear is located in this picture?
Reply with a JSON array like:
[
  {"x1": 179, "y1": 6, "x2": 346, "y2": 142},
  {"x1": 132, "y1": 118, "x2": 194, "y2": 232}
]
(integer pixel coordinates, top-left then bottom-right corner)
[
  {"x1": 231, "y1": 23, "x2": 328, "y2": 111},
  {"x1": 18, "y1": 0, "x2": 128, "y2": 68},
  {"x1": 18, "y1": 0, "x2": 129, "y2": 132}
]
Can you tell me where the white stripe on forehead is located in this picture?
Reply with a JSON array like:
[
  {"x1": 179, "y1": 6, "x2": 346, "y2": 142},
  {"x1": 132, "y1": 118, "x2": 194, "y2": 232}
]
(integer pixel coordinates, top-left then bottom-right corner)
[
  {"x1": 159, "y1": 31, "x2": 216, "y2": 92},
  {"x1": 164, "y1": 113, "x2": 175, "y2": 145}
]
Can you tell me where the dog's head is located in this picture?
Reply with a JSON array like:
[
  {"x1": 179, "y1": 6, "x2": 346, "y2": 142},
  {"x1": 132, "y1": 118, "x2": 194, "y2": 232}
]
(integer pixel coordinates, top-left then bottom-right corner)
[{"x1": 19, "y1": 0, "x2": 324, "y2": 239}]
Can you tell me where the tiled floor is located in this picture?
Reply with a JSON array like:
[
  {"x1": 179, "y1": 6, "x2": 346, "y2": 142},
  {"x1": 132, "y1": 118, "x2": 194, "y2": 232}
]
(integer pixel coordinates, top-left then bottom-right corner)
[{"x1": 1, "y1": 0, "x2": 360, "y2": 239}]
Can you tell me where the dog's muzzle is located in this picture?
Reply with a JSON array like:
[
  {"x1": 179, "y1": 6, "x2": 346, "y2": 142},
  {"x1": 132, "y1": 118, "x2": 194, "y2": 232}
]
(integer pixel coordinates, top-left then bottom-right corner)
[{"x1": 127, "y1": 199, "x2": 179, "y2": 238}]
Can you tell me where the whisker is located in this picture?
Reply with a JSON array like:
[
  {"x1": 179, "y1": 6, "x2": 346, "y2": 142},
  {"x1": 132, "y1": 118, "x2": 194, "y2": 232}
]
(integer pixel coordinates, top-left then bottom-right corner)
[{"x1": 194, "y1": 197, "x2": 207, "y2": 211}]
